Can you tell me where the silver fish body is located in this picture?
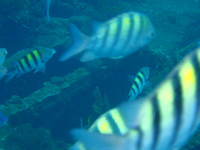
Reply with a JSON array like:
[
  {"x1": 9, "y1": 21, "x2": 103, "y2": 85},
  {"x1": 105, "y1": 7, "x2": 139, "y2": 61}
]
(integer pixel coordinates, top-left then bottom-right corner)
[
  {"x1": 60, "y1": 12, "x2": 155, "y2": 62},
  {"x1": 5, "y1": 47, "x2": 55, "y2": 82},
  {"x1": 70, "y1": 47, "x2": 200, "y2": 150}
]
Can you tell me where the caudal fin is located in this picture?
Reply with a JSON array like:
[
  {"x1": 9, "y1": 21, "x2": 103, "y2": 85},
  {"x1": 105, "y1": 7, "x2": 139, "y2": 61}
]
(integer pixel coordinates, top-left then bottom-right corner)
[{"x1": 59, "y1": 23, "x2": 89, "y2": 61}]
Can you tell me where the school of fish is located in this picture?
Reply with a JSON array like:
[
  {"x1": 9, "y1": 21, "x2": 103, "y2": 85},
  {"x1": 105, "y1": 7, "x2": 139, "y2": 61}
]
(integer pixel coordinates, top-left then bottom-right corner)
[{"x1": 1, "y1": 9, "x2": 200, "y2": 150}]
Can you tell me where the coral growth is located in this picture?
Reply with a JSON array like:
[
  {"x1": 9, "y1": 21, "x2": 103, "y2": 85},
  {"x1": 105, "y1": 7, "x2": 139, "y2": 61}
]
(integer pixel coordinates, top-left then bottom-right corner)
[
  {"x1": 4, "y1": 124, "x2": 56, "y2": 150},
  {"x1": 0, "y1": 0, "x2": 29, "y2": 13}
]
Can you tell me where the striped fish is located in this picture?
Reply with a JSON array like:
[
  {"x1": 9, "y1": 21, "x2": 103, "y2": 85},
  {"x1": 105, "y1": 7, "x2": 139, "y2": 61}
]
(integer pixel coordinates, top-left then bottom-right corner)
[
  {"x1": 128, "y1": 67, "x2": 150, "y2": 101},
  {"x1": 0, "y1": 48, "x2": 8, "y2": 79},
  {"x1": 60, "y1": 12, "x2": 155, "y2": 62},
  {"x1": 70, "y1": 47, "x2": 200, "y2": 150},
  {"x1": 5, "y1": 48, "x2": 55, "y2": 83}
]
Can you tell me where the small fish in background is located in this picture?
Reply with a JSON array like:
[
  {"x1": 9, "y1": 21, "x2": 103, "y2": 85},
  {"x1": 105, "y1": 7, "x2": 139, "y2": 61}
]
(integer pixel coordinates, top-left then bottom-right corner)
[
  {"x1": 46, "y1": 0, "x2": 52, "y2": 23},
  {"x1": 0, "y1": 48, "x2": 8, "y2": 79},
  {"x1": 128, "y1": 66, "x2": 150, "y2": 101},
  {"x1": 5, "y1": 47, "x2": 56, "y2": 83},
  {"x1": 0, "y1": 111, "x2": 8, "y2": 127},
  {"x1": 70, "y1": 47, "x2": 200, "y2": 150},
  {"x1": 60, "y1": 11, "x2": 155, "y2": 62}
]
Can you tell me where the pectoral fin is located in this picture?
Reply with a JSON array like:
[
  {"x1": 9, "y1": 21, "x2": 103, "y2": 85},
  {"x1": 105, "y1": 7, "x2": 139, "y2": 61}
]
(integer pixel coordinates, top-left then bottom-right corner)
[{"x1": 71, "y1": 129, "x2": 131, "y2": 150}]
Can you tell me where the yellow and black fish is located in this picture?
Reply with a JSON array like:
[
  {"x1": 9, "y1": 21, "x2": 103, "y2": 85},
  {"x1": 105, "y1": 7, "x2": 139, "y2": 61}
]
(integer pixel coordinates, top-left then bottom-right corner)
[
  {"x1": 70, "y1": 47, "x2": 200, "y2": 150},
  {"x1": 60, "y1": 12, "x2": 155, "y2": 62},
  {"x1": 128, "y1": 67, "x2": 150, "y2": 101},
  {"x1": 5, "y1": 48, "x2": 55, "y2": 83}
]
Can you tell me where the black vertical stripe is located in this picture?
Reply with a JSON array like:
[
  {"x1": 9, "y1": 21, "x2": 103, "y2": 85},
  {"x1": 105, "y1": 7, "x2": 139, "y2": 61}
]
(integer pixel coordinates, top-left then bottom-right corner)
[
  {"x1": 121, "y1": 13, "x2": 134, "y2": 51},
  {"x1": 136, "y1": 74, "x2": 145, "y2": 86},
  {"x1": 106, "y1": 113, "x2": 121, "y2": 134},
  {"x1": 169, "y1": 74, "x2": 183, "y2": 147},
  {"x1": 135, "y1": 127, "x2": 143, "y2": 150},
  {"x1": 131, "y1": 86, "x2": 137, "y2": 96},
  {"x1": 190, "y1": 54, "x2": 200, "y2": 130},
  {"x1": 37, "y1": 49, "x2": 43, "y2": 63},
  {"x1": 16, "y1": 63, "x2": 22, "y2": 73},
  {"x1": 140, "y1": 71, "x2": 146, "y2": 81},
  {"x1": 109, "y1": 17, "x2": 122, "y2": 55},
  {"x1": 31, "y1": 51, "x2": 39, "y2": 66},
  {"x1": 98, "y1": 24, "x2": 110, "y2": 54},
  {"x1": 91, "y1": 126, "x2": 100, "y2": 133},
  {"x1": 18, "y1": 61, "x2": 25, "y2": 72},
  {"x1": 24, "y1": 55, "x2": 32, "y2": 69},
  {"x1": 133, "y1": 80, "x2": 140, "y2": 93},
  {"x1": 151, "y1": 95, "x2": 160, "y2": 150}
]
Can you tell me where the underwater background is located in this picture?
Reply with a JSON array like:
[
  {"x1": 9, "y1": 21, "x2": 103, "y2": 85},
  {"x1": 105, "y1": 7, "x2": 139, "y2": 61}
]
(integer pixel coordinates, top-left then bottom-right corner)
[{"x1": 0, "y1": 0, "x2": 200, "y2": 149}]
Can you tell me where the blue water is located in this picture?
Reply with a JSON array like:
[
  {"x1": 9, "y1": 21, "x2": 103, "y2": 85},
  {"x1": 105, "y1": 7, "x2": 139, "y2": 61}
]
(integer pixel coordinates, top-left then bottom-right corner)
[{"x1": 0, "y1": 0, "x2": 200, "y2": 149}]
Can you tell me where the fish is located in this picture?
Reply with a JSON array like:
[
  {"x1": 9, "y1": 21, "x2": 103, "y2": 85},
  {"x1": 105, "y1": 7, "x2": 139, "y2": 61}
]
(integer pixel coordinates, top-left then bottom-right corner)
[
  {"x1": 60, "y1": 12, "x2": 155, "y2": 62},
  {"x1": 70, "y1": 47, "x2": 200, "y2": 150},
  {"x1": 128, "y1": 67, "x2": 150, "y2": 101},
  {"x1": 5, "y1": 47, "x2": 56, "y2": 83},
  {"x1": 46, "y1": 0, "x2": 52, "y2": 23},
  {"x1": 0, "y1": 48, "x2": 8, "y2": 79}
]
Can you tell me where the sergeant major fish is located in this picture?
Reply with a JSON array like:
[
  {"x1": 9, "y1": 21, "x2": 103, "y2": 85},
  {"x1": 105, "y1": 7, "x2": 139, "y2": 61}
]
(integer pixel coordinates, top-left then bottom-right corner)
[
  {"x1": 128, "y1": 66, "x2": 150, "y2": 101},
  {"x1": 0, "y1": 48, "x2": 8, "y2": 79},
  {"x1": 70, "y1": 47, "x2": 200, "y2": 150},
  {"x1": 60, "y1": 12, "x2": 155, "y2": 62},
  {"x1": 5, "y1": 47, "x2": 56, "y2": 83}
]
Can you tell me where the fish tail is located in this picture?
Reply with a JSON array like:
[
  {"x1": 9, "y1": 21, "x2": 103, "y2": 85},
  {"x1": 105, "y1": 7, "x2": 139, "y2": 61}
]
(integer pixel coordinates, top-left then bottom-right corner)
[
  {"x1": 59, "y1": 23, "x2": 89, "y2": 61},
  {"x1": 4, "y1": 70, "x2": 18, "y2": 83}
]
